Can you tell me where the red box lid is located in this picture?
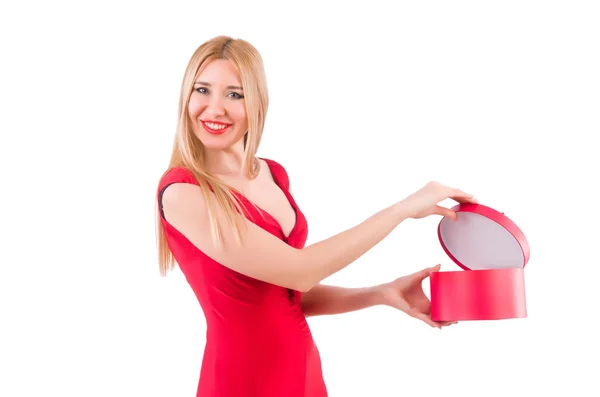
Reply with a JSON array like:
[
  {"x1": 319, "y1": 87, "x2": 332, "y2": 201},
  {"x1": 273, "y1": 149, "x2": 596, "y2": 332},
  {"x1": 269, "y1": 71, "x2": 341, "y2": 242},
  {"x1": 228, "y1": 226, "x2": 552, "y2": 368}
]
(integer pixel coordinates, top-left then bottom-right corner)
[{"x1": 437, "y1": 203, "x2": 530, "y2": 271}]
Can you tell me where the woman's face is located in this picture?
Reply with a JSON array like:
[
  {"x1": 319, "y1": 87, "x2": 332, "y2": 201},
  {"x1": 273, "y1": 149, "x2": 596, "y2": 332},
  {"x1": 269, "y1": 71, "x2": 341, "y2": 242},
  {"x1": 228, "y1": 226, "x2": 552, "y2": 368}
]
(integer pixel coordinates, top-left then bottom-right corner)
[{"x1": 188, "y1": 59, "x2": 248, "y2": 150}]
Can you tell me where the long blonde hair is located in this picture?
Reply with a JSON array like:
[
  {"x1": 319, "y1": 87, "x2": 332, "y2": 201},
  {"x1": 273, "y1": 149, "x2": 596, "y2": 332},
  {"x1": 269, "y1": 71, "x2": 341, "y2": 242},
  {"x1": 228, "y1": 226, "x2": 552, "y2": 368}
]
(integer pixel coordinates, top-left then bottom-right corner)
[{"x1": 156, "y1": 35, "x2": 269, "y2": 276}]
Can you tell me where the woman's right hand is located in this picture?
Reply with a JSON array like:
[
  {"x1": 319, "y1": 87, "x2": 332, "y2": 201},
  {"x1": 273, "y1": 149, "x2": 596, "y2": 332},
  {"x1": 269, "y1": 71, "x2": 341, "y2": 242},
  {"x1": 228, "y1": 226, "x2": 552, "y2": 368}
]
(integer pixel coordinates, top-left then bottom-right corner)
[{"x1": 399, "y1": 181, "x2": 478, "y2": 221}]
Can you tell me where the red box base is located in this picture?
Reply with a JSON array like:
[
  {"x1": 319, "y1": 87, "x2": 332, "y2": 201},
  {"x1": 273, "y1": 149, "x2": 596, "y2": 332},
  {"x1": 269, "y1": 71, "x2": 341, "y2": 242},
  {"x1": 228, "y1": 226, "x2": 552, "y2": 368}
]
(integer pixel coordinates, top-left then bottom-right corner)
[{"x1": 430, "y1": 268, "x2": 527, "y2": 321}]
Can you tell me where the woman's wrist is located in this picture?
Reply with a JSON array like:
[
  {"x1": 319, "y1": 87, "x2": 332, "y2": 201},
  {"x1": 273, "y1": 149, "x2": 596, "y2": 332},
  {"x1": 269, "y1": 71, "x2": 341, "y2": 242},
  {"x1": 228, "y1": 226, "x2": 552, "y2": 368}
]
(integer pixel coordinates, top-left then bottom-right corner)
[
  {"x1": 372, "y1": 283, "x2": 393, "y2": 306},
  {"x1": 391, "y1": 200, "x2": 413, "y2": 222}
]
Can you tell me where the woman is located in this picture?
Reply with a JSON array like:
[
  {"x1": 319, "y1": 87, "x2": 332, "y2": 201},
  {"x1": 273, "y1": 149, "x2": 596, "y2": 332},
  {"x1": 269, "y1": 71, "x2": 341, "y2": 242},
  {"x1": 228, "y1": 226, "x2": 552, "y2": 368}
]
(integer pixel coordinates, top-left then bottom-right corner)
[{"x1": 155, "y1": 35, "x2": 476, "y2": 397}]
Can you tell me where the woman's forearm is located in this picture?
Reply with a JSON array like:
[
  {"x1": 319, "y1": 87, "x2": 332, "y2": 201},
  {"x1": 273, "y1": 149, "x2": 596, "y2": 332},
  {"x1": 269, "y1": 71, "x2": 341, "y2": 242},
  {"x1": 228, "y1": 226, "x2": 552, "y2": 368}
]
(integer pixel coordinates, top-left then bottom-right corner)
[
  {"x1": 297, "y1": 202, "x2": 409, "y2": 292},
  {"x1": 300, "y1": 283, "x2": 385, "y2": 317}
]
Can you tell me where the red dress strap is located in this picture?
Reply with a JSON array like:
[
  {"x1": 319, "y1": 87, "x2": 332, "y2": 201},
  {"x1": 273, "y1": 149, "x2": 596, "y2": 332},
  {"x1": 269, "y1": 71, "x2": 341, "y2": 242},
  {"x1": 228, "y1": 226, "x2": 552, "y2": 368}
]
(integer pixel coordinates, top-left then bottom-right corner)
[{"x1": 260, "y1": 157, "x2": 290, "y2": 191}]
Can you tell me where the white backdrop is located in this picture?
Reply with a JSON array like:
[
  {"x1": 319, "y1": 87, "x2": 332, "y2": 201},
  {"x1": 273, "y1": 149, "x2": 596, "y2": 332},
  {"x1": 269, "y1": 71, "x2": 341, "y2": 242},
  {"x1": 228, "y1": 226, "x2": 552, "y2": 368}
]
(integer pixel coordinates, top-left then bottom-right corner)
[{"x1": 2, "y1": 1, "x2": 599, "y2": 396}]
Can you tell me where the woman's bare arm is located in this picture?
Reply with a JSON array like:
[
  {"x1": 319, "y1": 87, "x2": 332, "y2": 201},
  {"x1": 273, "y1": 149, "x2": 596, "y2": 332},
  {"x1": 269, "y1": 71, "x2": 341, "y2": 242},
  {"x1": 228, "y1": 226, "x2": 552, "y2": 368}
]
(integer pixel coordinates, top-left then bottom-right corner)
[
  {"x1": 301, "y1": 283, "x2": 384, "y2": 316},
  {"x1": 161, "y1": 183, "x2": 410, "y2": 292}
]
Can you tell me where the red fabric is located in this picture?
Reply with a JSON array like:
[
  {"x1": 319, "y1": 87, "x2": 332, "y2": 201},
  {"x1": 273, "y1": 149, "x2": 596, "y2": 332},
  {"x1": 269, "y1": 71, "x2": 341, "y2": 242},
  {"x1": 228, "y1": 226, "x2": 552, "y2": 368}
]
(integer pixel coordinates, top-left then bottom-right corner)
[{"x1": 157, "y1": 157, "x2": 328, "y2": 397}]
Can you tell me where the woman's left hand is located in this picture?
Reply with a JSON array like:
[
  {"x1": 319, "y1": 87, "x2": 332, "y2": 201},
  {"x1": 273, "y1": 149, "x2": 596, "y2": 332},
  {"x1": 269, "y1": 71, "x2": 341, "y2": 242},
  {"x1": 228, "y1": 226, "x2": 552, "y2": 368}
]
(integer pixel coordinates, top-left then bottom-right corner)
[{"x1": 378, "y1": 264, "x2": 456, "y2": 329}]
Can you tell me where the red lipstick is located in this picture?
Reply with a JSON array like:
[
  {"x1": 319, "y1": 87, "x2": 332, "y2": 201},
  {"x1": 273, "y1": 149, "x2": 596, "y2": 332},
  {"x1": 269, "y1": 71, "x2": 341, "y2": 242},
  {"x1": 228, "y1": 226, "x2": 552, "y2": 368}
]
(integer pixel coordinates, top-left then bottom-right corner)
[{"x1": 201, "y1": 120, "x2": 232, "y2": 135}]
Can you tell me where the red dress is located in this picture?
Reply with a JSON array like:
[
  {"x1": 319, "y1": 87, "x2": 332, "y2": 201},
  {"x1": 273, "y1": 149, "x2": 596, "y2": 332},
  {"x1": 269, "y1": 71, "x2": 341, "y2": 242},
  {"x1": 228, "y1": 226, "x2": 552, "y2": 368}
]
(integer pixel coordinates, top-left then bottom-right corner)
[{"x1": 157, "y1": 157, "x2": 328, "y2": 397}]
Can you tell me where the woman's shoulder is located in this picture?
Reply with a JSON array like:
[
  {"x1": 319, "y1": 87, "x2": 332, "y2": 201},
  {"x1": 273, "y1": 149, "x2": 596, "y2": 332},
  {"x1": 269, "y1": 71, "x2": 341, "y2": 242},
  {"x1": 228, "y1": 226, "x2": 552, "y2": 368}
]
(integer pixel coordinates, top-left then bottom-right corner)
[
  {"x1": 260, "y1": 157, "x2": 290, "y2": 189},
  {"x1": 158, "y1": 166, "x2": 199, "y2": 190}
]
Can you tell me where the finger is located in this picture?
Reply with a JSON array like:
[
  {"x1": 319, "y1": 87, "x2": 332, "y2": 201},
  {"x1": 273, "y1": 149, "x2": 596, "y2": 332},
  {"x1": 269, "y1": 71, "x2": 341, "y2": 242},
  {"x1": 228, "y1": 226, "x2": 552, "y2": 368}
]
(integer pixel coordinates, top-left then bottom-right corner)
[
  {"x1": 429, "y1": 264, "x2": 441, "y2": 274},
  {"x1": 417, "y1": 313, "x2": 442, "y2": 329},
  {"x1": 465, "y1": 196, "x2": 478, "y2": 203},
  {"x1": 450, "y1": 188, "x2": 474, "y2": 199},
  {"x1": 450, "y1": 188, "x2": 478, "y2": 204},
  {"x1": 411, "y1": 264, "x2": 441, "y2": 281},
  {"x1": 435, "y1": 205, "x2": 458, "y2": 220},
  {"x1": 453, "y1": 195, "x2": 478, "y2": 204},
  {"x1": 409, "y1": 307, "x2": 441, "y2": 328}
]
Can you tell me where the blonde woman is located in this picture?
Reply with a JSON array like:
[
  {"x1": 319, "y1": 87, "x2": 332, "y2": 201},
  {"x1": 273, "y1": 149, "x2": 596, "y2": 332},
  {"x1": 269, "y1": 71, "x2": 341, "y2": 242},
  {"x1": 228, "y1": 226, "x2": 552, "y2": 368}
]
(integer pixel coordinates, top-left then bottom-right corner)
[{"x1": 156, "y1": 35, "x2": 476, "y2": 397}]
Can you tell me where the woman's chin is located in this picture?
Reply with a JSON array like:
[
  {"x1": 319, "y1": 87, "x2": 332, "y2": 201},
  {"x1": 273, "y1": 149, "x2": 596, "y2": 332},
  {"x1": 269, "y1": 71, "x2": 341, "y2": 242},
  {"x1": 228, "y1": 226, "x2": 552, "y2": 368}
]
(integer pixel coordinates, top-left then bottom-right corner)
[{"x1": 196, "y1": 134, "x2": 243, "y2": 151}]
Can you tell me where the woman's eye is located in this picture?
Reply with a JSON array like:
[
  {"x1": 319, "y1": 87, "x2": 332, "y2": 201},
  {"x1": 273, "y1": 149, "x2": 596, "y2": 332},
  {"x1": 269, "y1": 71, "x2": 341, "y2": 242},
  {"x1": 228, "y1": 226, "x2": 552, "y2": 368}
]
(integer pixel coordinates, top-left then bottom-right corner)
[
  {"x1": 228, "y1": 92, "x2": 243, "y2": 99},
  {"x1": 196, "y1": 87, "x2": 208, "y2": 94}
]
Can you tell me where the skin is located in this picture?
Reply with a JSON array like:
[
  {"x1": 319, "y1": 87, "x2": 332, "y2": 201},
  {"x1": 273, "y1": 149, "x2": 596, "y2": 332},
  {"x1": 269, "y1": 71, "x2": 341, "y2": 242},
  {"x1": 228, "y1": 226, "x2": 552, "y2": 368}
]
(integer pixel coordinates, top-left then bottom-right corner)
[
  {"x1": 164, "y1": 58, "x2": 477, "y2": 329},
  {"x1": 189, "y1": 59, "x2": 249, "y2": 175},
  {"x1": 188, "y1": 59, "x2": 296, "y2": 236}
]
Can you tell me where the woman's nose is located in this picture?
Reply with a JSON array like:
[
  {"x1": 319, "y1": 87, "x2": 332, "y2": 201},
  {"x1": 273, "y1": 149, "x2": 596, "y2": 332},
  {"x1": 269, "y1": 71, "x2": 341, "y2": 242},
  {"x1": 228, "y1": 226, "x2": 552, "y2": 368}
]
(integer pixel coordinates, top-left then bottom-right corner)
[{"x1": 205, "y1": 96, "x2": 226, "y2": 117}]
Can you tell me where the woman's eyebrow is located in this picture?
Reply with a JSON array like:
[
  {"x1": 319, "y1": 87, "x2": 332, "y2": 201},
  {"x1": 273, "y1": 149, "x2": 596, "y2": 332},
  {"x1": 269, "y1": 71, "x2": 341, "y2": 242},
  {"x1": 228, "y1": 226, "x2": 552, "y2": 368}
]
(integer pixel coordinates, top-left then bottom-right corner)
[{"x1": 194, "y1": 81, "x2": 243, "y2": 90}]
